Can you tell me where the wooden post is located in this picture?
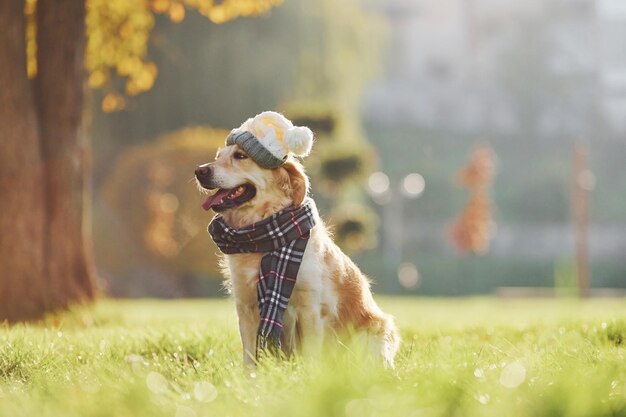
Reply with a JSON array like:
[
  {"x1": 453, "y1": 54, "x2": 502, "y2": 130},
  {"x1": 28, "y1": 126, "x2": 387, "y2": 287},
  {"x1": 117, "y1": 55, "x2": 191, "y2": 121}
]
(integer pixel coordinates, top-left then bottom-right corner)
[{"x1": 572, "y1": 144, "x2": 590, "y2": 298}]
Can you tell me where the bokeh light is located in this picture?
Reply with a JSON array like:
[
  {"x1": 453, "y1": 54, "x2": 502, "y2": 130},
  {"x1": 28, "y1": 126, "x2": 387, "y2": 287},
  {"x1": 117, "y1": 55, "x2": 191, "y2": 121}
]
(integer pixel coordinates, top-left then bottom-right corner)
[
  {"x1": 401, "y1": 173, "x2": 425, "y2": 199},
  {"x1": 367, "y1": 171, "x2": 390, "y2": 196},
  {"x1": 578, "y1": 169, "x2": 596, "y2": 191},
  {"x1": 499, "y1": 361, "x2": 527, "y2": 388},
  {"x1": 397, "y1": 262, "x2": 420, "y2": 289},
  {"x1": 146, "y1": 371, "x2": 169, "y2": 394},
  {"x1": 194, "y1": 381, "x2": 218, "y2": 402}
]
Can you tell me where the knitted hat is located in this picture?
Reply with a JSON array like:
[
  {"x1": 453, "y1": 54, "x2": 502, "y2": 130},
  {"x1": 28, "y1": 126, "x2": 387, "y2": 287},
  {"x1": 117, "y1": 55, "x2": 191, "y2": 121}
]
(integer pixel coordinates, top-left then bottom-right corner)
[{"x1": 226, "y1": 111, "x2": 314, "y2": 169}]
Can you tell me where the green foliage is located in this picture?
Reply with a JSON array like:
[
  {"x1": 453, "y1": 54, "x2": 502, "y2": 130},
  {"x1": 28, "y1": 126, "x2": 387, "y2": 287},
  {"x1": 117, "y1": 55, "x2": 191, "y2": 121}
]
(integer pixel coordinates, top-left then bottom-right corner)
[{"x1": 1, "y1": 298, "x2": 626, "y2": 417}]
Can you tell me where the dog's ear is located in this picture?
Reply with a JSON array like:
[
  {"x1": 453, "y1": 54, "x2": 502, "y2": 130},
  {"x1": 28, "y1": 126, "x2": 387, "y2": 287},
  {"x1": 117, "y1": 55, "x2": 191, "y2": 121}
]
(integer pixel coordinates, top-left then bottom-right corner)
[{"x1": 281, "y1": 160, "x2": 309, "y2": 207}]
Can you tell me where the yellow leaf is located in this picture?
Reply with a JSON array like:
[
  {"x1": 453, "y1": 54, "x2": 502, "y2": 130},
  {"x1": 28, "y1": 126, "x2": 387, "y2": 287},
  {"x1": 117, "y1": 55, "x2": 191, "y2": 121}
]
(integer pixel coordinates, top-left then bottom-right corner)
[
  {"x1": 135, "y1": 67, "x2": 156, "y2": 91},
  {"x1": 151, "y1": 0, "x2": 170, "y2": 13},
  {"x1": 88, "y1": 70, "x2": 108, "y2": 88},
  {"x1": 116, "y1": 56, "x2": 141, "y2": 77},
  {"x1": 144, "y1": 61, "x2": 158, "y2": 77},
  {"x1": 125, "y1": 80, "x2": 141, "y2": 96},
  {"x1": 101, "y1": 92, "x2": 126, "y2": 113},
  {"x1": 168, "y1": 2, "x2": 185, "y2": 23},
  {"x1": 209, "y1": 7, "x2": 227, "y2": 24}
]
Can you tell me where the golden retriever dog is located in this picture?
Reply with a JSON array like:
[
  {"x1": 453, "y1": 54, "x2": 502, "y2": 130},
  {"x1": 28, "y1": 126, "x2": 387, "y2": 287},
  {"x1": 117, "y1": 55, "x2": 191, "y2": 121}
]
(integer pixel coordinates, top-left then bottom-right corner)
[{"x1": 195, "y1": 112, "x2": 399, "y2": 367}]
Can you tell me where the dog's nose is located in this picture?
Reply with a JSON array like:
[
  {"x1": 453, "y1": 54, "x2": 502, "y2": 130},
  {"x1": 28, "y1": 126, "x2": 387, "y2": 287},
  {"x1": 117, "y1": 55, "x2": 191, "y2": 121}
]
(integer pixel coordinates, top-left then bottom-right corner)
[{"x1": 195, "y1": 165, "x2": 212, "y2": 179}]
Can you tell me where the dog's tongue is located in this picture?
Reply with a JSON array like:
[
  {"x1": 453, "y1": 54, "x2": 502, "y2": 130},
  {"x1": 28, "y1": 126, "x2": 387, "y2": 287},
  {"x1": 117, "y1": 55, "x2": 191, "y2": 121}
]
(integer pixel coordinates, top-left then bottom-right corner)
[{"x1": 201, "y1": 189, "x2": 231, "y2": 211}]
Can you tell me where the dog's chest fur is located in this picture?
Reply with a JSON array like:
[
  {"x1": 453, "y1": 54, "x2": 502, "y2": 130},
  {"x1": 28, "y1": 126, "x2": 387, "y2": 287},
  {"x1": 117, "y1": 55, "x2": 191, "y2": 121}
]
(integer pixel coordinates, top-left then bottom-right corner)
[{"x1": 226, "y1": 252, "x2": 263, "y2": 307}]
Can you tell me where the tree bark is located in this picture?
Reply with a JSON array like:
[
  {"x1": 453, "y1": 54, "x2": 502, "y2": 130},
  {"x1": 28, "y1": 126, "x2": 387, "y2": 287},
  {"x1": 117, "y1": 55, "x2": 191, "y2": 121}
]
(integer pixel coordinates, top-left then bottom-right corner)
[
  {"x1": 0, "y1": 0, "x2": 96, "y2": 322},
  {"x1": 0, "y1": 0, "x2": 47, "y2": 321},
  {"x1": 35, "y1": 0, "x2": 96, "y2": 308}
]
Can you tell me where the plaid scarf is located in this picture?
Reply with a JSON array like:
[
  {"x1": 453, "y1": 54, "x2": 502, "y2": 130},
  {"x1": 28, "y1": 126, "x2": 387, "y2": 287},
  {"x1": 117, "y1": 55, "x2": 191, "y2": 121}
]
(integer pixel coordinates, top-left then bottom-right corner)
[{"x1": 208, "y1": 198, "x2": 317, "y2": 358}]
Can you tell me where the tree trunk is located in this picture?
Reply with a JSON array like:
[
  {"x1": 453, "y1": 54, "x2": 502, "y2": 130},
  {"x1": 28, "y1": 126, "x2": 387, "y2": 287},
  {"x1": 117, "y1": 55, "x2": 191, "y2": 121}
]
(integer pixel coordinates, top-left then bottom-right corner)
[
  {"x1": 0, "y1": 0, "x2": 47, "y2": 321},
  {"x1": 0, "y1": 0, "x2": 96, "y2": 322},
  {"x1": 35, "y1": 0, "x2": 96, "y2": 307}
]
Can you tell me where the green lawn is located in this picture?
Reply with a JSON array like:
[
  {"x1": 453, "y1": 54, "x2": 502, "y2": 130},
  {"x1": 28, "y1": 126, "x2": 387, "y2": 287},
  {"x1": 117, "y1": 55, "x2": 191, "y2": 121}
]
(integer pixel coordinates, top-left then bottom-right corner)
[{"x1": 1, "y1": 297, "x2": 626, "y2": 417}]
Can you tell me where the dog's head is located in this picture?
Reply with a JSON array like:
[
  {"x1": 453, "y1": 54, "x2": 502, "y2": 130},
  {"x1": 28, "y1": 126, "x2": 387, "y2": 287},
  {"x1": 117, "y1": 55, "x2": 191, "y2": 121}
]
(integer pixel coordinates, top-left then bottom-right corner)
[{"x1": 195, "y1": 112, "x2": 313, "y2": 227}]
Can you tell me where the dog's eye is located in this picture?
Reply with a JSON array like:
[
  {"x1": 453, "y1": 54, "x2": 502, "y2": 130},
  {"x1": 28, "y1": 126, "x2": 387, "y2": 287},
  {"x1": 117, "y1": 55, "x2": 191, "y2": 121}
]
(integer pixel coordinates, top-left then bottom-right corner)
[{"x1": 233, "y1": 151, "x2": 248, "y2": 160}]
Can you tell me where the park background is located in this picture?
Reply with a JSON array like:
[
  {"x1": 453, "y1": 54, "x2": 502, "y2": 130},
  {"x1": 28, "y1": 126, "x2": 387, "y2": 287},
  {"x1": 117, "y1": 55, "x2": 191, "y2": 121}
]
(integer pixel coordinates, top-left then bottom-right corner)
[
  {"x1": 87, "y1": 0, "x2": 626, "y2": 299},
  {"x1": 2, "y1": 1, "x2": 626, "y2": 417}
]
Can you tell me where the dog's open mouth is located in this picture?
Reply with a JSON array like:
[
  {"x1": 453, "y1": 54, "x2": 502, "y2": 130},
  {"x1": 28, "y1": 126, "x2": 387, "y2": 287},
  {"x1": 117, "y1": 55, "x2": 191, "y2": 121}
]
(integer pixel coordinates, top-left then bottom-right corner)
[{"x1": 201, "y1": 184, "x2": 256, "y2": 212}]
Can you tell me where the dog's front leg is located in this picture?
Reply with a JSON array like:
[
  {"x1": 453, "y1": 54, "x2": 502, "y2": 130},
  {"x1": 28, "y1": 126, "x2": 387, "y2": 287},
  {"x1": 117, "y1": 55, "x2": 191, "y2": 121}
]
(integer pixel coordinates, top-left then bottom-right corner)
[
  {"x1": 297, "y1": 305, "x2": 325, "y2": 357},
  {"x1": 235, "y1": 302, "x2": 259, "y2": 366}
]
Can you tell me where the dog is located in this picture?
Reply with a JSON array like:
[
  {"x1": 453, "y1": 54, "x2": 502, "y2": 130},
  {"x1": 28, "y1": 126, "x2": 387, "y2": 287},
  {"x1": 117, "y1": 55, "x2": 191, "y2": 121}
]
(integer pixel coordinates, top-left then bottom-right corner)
[{"x1": 195, "y1": 112, "x2": 399, "y2": 367}]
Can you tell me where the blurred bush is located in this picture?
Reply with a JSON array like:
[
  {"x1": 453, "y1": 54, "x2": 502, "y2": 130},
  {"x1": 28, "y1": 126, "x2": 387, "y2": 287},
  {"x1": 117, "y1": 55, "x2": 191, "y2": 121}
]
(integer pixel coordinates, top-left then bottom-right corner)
[
  {"x1": 328, "y1": 198, "x2": 378, "y2": 253},
  {"x1": 96, "y1": 127, "x2": 227, "y2": 296},
  {"x1": 285, "y1": 102, "x2": 379, "y2": 254}
]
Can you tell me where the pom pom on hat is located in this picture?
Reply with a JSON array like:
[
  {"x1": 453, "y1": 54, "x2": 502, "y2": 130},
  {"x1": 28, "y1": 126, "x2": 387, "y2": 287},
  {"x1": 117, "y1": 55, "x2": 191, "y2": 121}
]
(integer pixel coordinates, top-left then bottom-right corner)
[{"x1": 284, "y1": 126, "x2": 313, "y2": 157}]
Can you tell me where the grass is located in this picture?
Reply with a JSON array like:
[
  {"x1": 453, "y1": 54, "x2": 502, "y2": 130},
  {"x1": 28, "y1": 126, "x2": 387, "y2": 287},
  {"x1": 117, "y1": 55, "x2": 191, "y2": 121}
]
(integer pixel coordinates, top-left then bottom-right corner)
[{"x1": 1, "y1": 297, "x2": 626, "y2": 417}]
